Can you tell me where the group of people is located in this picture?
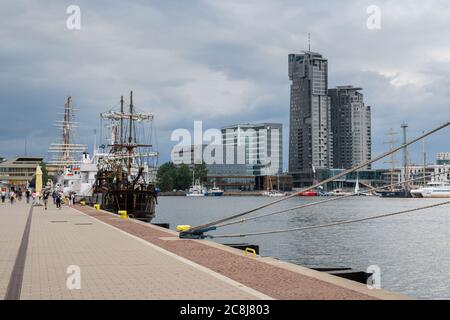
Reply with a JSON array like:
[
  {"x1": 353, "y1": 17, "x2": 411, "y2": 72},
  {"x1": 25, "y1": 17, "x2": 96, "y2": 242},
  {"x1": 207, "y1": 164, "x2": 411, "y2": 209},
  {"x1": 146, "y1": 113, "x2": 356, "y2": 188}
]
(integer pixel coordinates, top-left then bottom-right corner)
[
  {"x1": 1, "y1": 187, "x2": 26, "y2": 204},
  {"x1": 1, "y1": 186, "x2": 76, "y2": 210},
  {"x1": 42, "y1": 190, "x2": 76, "y2": 210}
]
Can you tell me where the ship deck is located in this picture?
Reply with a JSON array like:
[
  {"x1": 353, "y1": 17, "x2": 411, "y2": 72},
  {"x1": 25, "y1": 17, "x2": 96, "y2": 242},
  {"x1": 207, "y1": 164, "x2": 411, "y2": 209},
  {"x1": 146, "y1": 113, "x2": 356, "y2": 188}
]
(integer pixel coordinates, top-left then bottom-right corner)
[{"x1": 0, "y1": 201, "x2": 408, "y2": 300}]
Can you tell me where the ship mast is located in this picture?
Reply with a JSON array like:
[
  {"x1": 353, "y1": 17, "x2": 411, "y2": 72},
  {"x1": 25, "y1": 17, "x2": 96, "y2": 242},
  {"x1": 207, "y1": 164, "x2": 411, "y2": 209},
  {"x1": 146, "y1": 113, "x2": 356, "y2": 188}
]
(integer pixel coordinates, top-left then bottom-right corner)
[
  {"x1": 128, "y1": 91, "x2": 134, "y2": 176},
  {"x1": 401, "y1": 123, "x2": 410, "y2": 192},
  {"x1": 48, "y1": 96, "x2": 87, "y2": 168},
  {"x1": 100, "y1": 90, "x2": 157, "y2": 179}
]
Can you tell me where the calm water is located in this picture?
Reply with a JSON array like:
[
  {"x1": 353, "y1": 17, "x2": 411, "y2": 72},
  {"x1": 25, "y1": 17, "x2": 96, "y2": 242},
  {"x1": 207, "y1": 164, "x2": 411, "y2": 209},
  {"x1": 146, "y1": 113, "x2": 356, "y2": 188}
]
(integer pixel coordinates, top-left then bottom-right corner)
[{"x1": 153, "y1": 196, "x2": 450, "y2": 299}]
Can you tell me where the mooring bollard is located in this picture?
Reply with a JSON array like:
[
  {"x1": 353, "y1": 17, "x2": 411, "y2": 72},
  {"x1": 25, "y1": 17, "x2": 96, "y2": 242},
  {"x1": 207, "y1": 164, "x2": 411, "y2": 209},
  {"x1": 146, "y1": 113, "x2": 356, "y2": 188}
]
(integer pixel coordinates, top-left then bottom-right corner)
[
  {"x1": 244, "y1": 247, "x2": 257, "y2": 257},
  {"x1": 118, "y1": 210, "x2": 127, "y2": 219},
  {"x1": 94, "y1": 204, "x2": 100, "y2": 211}
]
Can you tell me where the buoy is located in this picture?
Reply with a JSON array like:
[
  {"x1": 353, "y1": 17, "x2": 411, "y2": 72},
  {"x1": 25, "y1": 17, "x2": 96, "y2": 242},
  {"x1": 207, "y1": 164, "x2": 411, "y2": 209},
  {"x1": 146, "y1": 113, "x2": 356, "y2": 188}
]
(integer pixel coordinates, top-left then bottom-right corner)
[{"x1": 176, "y1": 225, "x2": 192, "y2": 232}]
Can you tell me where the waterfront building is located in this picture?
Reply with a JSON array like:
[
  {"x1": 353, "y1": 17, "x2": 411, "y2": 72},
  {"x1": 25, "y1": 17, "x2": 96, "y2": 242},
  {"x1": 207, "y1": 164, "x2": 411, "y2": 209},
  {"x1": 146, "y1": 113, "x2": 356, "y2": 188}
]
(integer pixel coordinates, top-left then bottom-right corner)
[
  {"x1": 329, "y1": 86, "x2": 372, "y2": 170},
  {"x1": 169, "y1": 123, "x2": 285, "y2": 191},
  {"x1": 221, "y1": 123, "x2": 283, "y2": 176},
  {"x1": 288, "y1": 51, "x2": 333, "y2": 187},
  {"x1": 437, "y1": 152, "x2": 450, "y2": 165},
  {"x1": 0, "y1": 156, "x2": 43, "y2": 188}
]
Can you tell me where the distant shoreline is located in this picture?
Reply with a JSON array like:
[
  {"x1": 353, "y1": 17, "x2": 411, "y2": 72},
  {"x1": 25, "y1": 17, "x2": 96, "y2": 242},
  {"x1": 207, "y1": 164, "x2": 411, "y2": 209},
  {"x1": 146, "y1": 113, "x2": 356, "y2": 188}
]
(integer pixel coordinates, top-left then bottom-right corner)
[{"x1": 158, "y1": 191, "x2": 295, "y2": 197}]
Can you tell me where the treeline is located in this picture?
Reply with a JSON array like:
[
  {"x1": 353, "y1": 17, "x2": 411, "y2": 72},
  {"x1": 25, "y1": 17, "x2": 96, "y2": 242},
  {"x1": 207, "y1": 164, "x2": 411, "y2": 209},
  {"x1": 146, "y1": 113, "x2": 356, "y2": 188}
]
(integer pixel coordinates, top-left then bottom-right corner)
[{"x1": 156, "y1": 162, "x2": 208, "y2": 192}]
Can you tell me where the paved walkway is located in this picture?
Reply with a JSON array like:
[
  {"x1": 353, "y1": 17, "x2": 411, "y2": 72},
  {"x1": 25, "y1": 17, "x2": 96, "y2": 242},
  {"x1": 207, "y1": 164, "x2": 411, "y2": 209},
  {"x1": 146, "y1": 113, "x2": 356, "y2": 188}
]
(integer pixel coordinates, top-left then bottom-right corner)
[
  {"x1": 1, "y1": 201, "x2": 407, "y2": 300},
  {"x1": 0, "y1": 201, "x2": 270, "y2": 300}
]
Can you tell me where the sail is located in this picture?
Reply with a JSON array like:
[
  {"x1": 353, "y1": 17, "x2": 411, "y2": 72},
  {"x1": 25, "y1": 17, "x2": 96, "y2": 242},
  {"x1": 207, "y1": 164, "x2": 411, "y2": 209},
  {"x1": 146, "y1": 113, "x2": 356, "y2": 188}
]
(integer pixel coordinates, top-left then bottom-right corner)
[{"x1": 355, "y1": 176, "x2": 360, "y2": 194}]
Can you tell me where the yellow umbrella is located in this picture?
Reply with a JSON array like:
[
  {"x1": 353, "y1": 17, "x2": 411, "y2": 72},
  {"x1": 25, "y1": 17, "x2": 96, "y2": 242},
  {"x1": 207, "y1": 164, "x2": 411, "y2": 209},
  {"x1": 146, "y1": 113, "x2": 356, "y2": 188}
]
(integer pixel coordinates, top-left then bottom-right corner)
[{"x1": 35, "y1": 165, "x2": 43, "y2": 197}]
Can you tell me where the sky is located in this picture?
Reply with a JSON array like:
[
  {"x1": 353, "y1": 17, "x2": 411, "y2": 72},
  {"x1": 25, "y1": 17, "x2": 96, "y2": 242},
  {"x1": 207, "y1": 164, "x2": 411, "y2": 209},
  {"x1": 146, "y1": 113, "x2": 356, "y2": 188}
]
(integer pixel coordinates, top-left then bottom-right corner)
[{"x1": 0, "y1": 0, "x2": 449, "y2": 170}]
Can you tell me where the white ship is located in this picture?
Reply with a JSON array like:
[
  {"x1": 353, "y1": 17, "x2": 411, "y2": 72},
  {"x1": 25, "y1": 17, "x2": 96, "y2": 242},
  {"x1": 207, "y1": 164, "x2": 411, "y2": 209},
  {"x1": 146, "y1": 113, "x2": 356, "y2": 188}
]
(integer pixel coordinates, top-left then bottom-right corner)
[
  {"x1": 415, "y1": 181, "x2": 450, "y2": 198},
  {"x1": 186, "y1": 180, "x2": 208, "y2": 197}
]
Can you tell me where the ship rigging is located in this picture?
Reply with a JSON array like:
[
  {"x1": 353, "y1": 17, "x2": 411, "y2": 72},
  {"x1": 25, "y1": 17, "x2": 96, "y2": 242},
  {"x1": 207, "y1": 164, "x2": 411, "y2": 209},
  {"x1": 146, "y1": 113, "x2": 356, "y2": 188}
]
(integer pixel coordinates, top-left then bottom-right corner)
[{"x1": 92, "y1": 91, "x2": 159, "y2": 222}]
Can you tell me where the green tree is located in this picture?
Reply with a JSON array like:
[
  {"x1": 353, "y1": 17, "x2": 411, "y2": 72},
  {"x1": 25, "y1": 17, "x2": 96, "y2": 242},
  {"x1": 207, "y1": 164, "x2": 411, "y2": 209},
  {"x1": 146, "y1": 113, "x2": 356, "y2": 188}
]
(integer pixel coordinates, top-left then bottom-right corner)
[
  {"x1": 159, "y1": 171, "x2": 174, "y2": 192},
  {"x1": 194, "y1": 161, "x2": 208, "y2": 183},
  {"x1": 156, "y1": 162, "x2": 176, "y2": 191},
  {"x1": 175, "y1": 164, "x2": 192, "y2": 190},
  {"x1": 40, "y1": 161, "x2": 49, "y2": 185}
]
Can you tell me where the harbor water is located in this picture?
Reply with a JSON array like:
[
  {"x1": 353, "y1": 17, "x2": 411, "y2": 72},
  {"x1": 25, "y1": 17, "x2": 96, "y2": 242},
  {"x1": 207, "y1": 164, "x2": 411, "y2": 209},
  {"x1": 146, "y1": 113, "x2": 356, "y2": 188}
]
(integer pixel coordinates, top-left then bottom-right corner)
[{"x1": 153, "y1": 196, "x2": 450, "y2": 299}]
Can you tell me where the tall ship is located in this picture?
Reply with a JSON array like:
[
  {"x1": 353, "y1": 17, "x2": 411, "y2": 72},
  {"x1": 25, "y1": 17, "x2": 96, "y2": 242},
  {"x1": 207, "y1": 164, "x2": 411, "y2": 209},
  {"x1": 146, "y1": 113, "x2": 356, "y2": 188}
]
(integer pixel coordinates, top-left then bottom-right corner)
[
  {"x1": 47, "y1": 96, "x2": 87, "y2": 190},
  {"x1": 91, "y1": 91, "x2": 159, "y2": 222}
]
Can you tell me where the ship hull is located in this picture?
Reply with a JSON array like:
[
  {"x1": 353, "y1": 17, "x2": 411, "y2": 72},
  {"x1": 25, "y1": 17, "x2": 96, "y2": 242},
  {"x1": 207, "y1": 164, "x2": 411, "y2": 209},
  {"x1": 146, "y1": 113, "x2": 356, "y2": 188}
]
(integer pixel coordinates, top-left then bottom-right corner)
[{"x1": 93, "y1": 189, "x2": 157, "y2": 222}]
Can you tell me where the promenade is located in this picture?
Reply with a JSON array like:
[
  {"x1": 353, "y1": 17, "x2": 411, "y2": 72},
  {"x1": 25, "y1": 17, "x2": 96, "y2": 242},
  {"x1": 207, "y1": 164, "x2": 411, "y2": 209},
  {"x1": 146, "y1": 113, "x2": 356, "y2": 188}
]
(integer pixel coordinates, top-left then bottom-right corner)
[{"x1": 0, "y1": 201, "x2": 408, "y2": 300}]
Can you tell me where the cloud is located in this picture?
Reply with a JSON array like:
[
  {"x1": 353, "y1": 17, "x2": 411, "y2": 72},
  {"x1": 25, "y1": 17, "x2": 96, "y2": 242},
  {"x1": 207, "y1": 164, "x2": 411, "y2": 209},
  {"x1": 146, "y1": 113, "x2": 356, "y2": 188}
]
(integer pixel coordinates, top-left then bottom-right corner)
[{"x1": 0, "y1": 0, "x2": 449, "y2": 169}]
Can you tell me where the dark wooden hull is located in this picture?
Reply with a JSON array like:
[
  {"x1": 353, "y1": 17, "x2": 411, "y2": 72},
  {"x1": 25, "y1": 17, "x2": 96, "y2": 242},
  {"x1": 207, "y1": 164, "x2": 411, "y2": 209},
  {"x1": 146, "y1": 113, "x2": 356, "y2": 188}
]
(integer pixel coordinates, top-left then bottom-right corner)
[{"x1": 93, "y1": 189, "x2": 157, "y2": 222}]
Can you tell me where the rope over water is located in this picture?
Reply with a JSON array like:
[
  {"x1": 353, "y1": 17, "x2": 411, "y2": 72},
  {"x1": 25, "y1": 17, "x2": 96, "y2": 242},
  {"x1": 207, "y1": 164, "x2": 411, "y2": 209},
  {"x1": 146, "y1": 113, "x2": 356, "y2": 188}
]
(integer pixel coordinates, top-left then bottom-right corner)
[
  {"x1": 210, "y1": 200, "x2": 450, "y2": 238},
  {"x1": 186, "y1": 122, "x2": 450, "y2": 233},
  {"x1": 215, "y1": 168, "x2": 450, "y2": 229}
]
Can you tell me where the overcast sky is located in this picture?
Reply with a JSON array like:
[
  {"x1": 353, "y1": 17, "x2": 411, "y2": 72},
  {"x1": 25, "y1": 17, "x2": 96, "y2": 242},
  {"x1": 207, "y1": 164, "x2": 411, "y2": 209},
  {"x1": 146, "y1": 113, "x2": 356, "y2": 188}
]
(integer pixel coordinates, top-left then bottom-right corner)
[{"x1": 1, "y1": 0, "x2": 449, "y2": 169}]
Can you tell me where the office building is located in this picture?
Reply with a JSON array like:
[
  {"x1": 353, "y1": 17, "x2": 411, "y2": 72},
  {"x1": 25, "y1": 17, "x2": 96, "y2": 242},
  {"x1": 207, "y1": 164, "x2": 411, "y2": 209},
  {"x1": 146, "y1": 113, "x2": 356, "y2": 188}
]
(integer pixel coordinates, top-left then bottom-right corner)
[
  {"x1": 329, "y1": 86, "x2": 372, "y2": 169},
  {"x1": 288, "y1": 51, "x2": 333, "y2": 180}
]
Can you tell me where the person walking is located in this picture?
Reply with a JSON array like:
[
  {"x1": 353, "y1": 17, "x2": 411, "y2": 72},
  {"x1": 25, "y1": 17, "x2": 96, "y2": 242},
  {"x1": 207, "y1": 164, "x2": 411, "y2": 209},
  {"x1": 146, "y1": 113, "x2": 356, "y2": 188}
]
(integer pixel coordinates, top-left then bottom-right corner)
[
  {"x1": 52, "y1": 190, "x2": 57, "y2": 205},
  {"x1": 31, "y1": 191, "x2": 37, "y2": 205},
  {"x1": 1, "y1": 190, "x2": 6, "y2": 203},
  {"x1": 55, "y1": 192, "x2": 62, "y2": 209},
  {"x1": 25, "y1": 189, "x2": 31, "y2": 204},
  {"x1": 43, "y1": 191, "x2": 49, "y2": 210},
  {"x1": 17, "y1": 189, "x2": 23, "y2": 202},
  {"x1": 69, "y1": 192, "x2": 75, "y2": 207},
  {"x1": 9, "y1": 190, "x2": 15, "y2": 205}
]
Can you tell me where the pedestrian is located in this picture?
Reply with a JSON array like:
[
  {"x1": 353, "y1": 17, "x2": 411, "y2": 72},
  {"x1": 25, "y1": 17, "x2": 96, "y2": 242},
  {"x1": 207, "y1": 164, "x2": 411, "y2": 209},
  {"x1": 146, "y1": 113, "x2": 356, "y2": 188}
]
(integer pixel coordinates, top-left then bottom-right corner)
[
  {"x1": 69, "y1": 192, "x2": 75, "y2": 207},
  {"x1": 1, "y1": 190, "x2": 6, "y2": 203},
  {"x1": 25, "y1": 189, "x2": 31, "y2": 204},
  {"x1": 55, "y1": 192, "x2": 62, "y2": 209},
  {"x1": 31, "y1": 191, "x2": 37, "y2": 205},
  {"x1": 42, "y1": 191, "x2": 50, "y2": 210},
  {"x1": 9, "y1": 190, "x2": 15, "y2": 205},
  {"x1": 52, "y1": 190, "x2": 57, "y2": 204},
  {"x1": 18, "y1": 189, "x2": 23, "y2": 202}
]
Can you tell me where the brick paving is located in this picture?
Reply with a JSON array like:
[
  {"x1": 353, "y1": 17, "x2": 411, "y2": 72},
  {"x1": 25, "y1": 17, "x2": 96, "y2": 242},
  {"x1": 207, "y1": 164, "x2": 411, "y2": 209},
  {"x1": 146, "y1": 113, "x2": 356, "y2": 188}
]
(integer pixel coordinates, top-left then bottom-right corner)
[
  {"x1": 1, "y1": 202, "x2": 271, "y2": 300},
  {"x1": 0, "y1": 201, "x2": 30, "y2": 297},
  {"x1": 0, "y1": 201, "x2": 406, "y2": 300},
  {"x1": 75, "y1": 205, "x2": 397, "y2": 300}
]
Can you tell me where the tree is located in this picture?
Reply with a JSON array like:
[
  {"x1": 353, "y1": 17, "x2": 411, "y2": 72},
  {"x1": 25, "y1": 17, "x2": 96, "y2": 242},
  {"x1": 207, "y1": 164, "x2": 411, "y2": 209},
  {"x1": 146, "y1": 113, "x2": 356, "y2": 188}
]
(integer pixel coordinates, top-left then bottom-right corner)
[
  {"x1": 159, "y1": 171, "x2": 174, "y2": 192},
  {"x1": 194, "y1": 161, "x2": 208, "y2": 183},
  {"x1": 156, "y1": 162, "x2": 176, "y2": 191},
  {"x1": 40, "y1": 161, "x2": 49, "y2": 185},
  {"x1": 175, "y1": 164, "x2": 192, "y2": 191}
]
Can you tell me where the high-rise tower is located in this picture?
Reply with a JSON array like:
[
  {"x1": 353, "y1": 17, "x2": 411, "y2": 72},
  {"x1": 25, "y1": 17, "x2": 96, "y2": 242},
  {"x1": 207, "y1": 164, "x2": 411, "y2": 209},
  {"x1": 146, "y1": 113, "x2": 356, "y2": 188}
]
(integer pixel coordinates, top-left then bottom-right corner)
[{"x1": 288, "y1": 51, "x2": 333, "y2": 185}]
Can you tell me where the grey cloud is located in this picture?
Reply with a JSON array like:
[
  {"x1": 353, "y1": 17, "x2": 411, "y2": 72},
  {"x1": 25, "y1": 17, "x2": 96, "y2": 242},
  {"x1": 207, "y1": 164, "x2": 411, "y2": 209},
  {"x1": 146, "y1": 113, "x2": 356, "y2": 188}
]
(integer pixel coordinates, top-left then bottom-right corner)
[{"x1": 0, "y1": 0, "x2": 449, "y2": 168}]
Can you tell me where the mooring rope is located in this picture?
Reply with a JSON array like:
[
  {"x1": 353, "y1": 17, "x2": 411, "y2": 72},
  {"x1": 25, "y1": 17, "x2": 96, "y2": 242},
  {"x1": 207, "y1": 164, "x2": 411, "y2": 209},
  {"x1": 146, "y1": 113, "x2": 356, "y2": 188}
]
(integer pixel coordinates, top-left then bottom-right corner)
[
  {"x1": 210, "y1": 200, "x2": 450, "y2": 238},
  {"x1": 188, "y1": 122, "x2": 450, "y2": 232},
  {"x1": 215, "y1": 169, "x2": 450, "y2": 228}
]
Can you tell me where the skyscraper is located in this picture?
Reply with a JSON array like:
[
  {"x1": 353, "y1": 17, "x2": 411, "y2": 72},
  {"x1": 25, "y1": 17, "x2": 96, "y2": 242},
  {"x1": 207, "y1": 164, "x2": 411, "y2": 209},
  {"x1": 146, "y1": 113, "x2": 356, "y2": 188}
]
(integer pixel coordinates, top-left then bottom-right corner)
[
  {"x1": 329, "y1": 86, "x2": 372, "y2": 169},
  {"x1": 288, "y1": 51, "x2": 333, "y2": 183}
]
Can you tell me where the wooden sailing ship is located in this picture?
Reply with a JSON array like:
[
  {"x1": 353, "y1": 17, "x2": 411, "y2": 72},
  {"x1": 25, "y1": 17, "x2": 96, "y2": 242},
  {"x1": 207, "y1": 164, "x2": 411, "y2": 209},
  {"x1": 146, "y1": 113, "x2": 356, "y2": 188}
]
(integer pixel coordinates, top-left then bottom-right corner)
[{"x1": 92, "y1": 91, "x2": 158, "y2": 222}]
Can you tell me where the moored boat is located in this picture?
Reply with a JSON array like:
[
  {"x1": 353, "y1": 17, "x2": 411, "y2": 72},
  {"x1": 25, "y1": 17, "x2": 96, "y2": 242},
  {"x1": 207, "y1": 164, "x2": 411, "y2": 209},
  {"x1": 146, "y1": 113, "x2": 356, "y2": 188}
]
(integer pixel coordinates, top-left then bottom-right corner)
[{"x1": 420, "y1": 181, "x2": 450, "y2": 198}]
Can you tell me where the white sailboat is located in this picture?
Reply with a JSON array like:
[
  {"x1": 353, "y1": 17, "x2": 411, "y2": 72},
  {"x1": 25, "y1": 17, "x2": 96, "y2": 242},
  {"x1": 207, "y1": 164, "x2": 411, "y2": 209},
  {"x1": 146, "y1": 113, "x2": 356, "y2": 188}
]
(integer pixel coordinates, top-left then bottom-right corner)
[
  {"x1": 354, "y1": 175, "x2": 360, "y2": 194},
  {"x1": 262, "y1": 175, "x2": 286, "y2": 197}
]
